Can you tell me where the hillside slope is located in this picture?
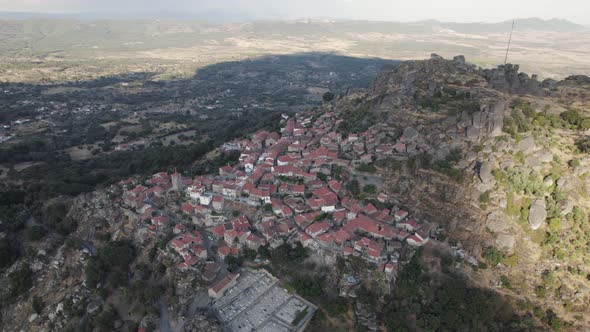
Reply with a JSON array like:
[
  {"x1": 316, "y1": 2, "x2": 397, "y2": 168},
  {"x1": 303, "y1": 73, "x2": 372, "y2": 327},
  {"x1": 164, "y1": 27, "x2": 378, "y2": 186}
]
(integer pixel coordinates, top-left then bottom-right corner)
[{"x1": 321, "y1": 54, "x2": 590, "y2": 330}]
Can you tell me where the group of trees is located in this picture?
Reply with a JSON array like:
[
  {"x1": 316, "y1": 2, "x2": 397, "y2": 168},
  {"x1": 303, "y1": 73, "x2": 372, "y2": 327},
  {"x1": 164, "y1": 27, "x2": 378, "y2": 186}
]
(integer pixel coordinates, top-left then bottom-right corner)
[
  {"x1": 419, "y1": 87, "x2": 480, "y2": 114},
  {"x1": 7, "y1": 264, "x2": 33, "y2": 298},
  {"x1": 337, "y1": 105, "x2": 375, "y2": 134},
  {"x1": 85, "y1": 240, "x2": 136, "y2": 289},
  {"x1": 504, "y1": 100, "x2": 590, "y2": 139},
  {"x1": 418, "y1": 148, "x2": 464, "y2": 182},
  {"x1": 383, "y1": 251, "x2": 543, "y2": 331},
  {"x1": 494, "y1": 168, "x2": 545, "y2": 196}
]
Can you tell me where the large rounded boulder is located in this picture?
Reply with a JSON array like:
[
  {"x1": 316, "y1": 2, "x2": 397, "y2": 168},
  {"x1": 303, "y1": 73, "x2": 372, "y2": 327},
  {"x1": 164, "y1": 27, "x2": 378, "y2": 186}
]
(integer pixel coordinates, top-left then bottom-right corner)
[{"x1": 528, "y1": 198, "x2": 547, "y2": 230}]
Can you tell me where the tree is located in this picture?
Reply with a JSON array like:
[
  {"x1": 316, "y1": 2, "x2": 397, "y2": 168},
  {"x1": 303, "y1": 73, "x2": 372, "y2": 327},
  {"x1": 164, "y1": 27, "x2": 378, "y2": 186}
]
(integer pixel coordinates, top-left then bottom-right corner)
[
  {"x1": 347, "y1": 179, "x2": 361, "y2": 197},
  {"x1": 0, "y1": 237, "x2": 15, "y2": 268},
  {"x1": 322, "y1": 91, "x2": 335, "y2": 102},
  {"x1": 258, "y1": 245, "x2": 271, "y2": 259},
  {"x1": 225, "y1": 255, "x2": 244, "y2": 272},
  {"x1": 32, "y1": 296, "x2": 44, "y2": 314},
  {"x1": 9, "y1": 264, "x2": 33, "y2": 297},
  {"x1": 25, "y1": 225, "x2": 47, "y2": 242},
  {"x1": 363, "y1": 184, "x2": 377, "y2": 193},
  {"x1": 86, "y1": 240, "x2": 136, "y2": 288}
]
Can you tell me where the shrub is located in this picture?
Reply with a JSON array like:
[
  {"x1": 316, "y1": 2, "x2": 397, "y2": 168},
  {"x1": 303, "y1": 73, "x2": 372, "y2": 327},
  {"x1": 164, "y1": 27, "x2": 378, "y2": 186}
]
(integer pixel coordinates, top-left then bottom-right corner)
[
  {"x1": 548, "y1": 218, "x2": 562, "y2": 233},
  {"x1": 505, "y1": 169, "x2": 544, "y2": 195},
  {"x1": 356, "y1": 163, "x2": 377, "y2": 173},
  {"x1": 479, "y1": 191, "x2": 491, "y2": 205},
  {"x1": 500, "y1": 275, "x2": 512, "y2": 289},
  {"x1": 535, "y1": 285, "x2": 547, "y2": 298},
  {"x1": 561, "y1": 109, "x2": 582, "y2": 126},
  {"x1": 568, "y1": 159, "x2": 581, "y2": 168},
  {"x1": 483, "y1": 246, "x2": 506, "y2": 266},
  {"x1": 575, "y1": 138, "x2": 590, "y2": 152}
]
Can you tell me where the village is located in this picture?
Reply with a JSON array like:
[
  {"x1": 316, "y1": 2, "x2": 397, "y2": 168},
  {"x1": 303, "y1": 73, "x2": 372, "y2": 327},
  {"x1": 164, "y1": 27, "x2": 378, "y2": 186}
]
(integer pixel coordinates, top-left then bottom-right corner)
[
  {"x1": 114, "y1": 107, "x2": 436, "y2": 309},
  {"x1": 114, "y1": 107, "x2": 437, "y2": 290}
]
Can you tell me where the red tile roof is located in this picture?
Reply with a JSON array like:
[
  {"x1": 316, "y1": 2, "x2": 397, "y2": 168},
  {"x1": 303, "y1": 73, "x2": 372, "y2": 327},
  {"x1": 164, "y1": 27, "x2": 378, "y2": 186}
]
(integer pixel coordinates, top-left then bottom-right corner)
[
  {"x1": 344, "y1": 215, "x2": 398, "y2": 240},
  {"x1": 333, "y1": 229, "x2": 351, "y2": 244},
  {"x1": 210, "y1": 273, "x2": 239, "y2": 293},
  {"x1": 306, "y1": 221, "x2": 330, "y2": 237},
  {"x1": 328, "y1": 180, "x2": 342, "y2": 192}
]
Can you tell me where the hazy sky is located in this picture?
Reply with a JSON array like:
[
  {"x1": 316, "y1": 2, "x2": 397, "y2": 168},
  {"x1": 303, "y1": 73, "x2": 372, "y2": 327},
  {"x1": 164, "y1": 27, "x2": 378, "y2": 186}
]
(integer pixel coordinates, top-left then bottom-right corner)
[{"x1": 1, "y1": 0, "x2": 589, "y2": 24}]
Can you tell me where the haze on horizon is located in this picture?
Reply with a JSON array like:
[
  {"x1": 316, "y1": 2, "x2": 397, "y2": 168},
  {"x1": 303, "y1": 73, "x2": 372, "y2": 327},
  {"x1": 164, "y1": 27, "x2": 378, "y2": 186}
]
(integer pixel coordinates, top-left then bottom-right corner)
[{"x1": 0, "y1": 0, "x2": 589, "y2": 25}]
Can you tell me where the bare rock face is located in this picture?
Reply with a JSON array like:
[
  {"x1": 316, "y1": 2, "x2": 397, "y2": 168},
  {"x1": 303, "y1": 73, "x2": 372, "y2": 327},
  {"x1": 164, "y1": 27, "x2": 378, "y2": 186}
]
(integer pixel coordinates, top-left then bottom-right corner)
[
  {"x1": 489, "y1": 101, "x2": 505, "y2": 137},
  {"x1": 562, "y1": 75, "x2": 590, "y2": 85},
  {"x1": 558, "y1": 200, "x2": 574, "y2": 215},
  {"x1": 535, "y1": 149, "x2": 554, "y2": 163},
  {"x1": 402, "y1": 127, "x2": 419, "y2": 142},
  {"x1": 464, "y1": 101, "x2": 505, "y2": 140},
  {"x1": 528, "y1": 199, "x2": 547, "y2": 230},
  {"x1": 495, "y1": 233, "x2": 516, "y2": 252},
  {"x1": 479, "y1": 161, "x2": 494, "y2": 184},
  {"x1": 524, "y1": 156, "x2": 542, "y2": 171},
  {"x1": 466, "y1": 126, "x2": 479, "y2": 140},
  {"x1": 86, "y1": 300, "x2": 102, "y2": 314},
  {"x1": 557, "y1": 175, "x2": 585, "y2": 201},
  {"x1": 481, "y1": 64, "x2": 543, "y2": 95},
  {"x1": 430, "y1": 53, "x2": 445, "y2": 62},
  {"x1": 486, "y1": 211, "x2": 510, "y2": 233},
  {"x1": 453, "y1": 55, "x2": 466, "y2": 64},
  {"x1": 516, "y1": 136, "x2": 537, "y2": 155}
]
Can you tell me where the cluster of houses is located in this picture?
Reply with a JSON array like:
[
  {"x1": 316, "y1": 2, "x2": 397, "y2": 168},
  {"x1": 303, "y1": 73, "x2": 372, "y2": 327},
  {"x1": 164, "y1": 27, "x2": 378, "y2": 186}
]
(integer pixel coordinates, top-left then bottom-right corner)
[{"x1": 116, "y1": 109, "x2": 433, "y2": 280}]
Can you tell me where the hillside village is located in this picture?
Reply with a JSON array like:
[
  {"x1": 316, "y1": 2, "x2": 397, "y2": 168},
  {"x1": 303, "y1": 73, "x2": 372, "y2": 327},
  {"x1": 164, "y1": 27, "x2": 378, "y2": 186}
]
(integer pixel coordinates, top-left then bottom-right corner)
[
  {"x1": 115, "y1": 103, "x2": 437, "y2": 301},
  {"x1": 5, "y1": 53, "x2": 590, "y2": 331}
]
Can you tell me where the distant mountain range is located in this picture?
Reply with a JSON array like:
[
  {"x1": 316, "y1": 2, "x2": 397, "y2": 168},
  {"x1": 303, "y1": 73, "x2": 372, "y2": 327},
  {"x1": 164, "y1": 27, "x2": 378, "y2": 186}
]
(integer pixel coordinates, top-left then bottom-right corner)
[
  {"x1": 428, "y1": 17, "x2": 588, "y2": 33},
  {"x1": 0, "y1": 12, "x2": 587, "y2": 31},
  {"x1": 0, "y1": 10, "x2": 266, "y2": 22}
]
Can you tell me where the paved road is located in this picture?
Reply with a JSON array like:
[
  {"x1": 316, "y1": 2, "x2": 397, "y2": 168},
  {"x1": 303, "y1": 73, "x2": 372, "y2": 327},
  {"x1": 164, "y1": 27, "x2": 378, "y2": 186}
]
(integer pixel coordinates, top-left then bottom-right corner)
[
  {"x1": 351, "y1": 171, "x2": 384, "y2": 187},
  {"x1": 187, "y1": 290, "x2": 210, "y2": 317}
]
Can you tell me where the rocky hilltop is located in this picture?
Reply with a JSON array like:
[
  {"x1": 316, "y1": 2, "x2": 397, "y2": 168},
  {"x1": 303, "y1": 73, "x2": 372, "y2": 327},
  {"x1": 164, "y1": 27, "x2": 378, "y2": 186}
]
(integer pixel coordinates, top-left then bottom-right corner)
[{"x1": 329, "y1": 54, "x2": 590, "y2": 330}]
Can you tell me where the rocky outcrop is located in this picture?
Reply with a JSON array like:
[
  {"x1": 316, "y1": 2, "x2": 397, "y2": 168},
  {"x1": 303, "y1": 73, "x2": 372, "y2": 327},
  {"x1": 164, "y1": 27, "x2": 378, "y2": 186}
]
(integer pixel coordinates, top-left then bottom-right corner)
[
  {"x1": 562, "y1": 75, "x2": 590, "y2": 86},
  {"x1": 370, "y1": 54, "x2": 478, "y2": 108},
  {"x1": 481, "y1": 64, "x2": 543, "y2": 95},
  {"x1": 479, "y1": 161, "x2": 494, "y2": 184},
  {"x1": 495, "y1": 233, "x2": 516, "y2": 251},
  {"x1": 402, "y1": 127, "x2": 419, "y2": 142},
  {"x1": 462, "y1": 101, "x2": 505, "y2": 140},
  {"x1": 355, "y1": 301, "x2": 379, "y2": 331},
  {"x1": 556, "y1": 175, "x2": 586, "y2": 201},
  {"x1": 528, "y1": 199, "x2": 547, "y2": 230},
  {"x1": 516, "y1": 136, "x2": 537, "y2": 155},
  {"x1": 486, "y1": 211, "x2": 510, "y2": 233},
  {"x1": 557, "y1": 200, "x2": 574, "y2": 215}
]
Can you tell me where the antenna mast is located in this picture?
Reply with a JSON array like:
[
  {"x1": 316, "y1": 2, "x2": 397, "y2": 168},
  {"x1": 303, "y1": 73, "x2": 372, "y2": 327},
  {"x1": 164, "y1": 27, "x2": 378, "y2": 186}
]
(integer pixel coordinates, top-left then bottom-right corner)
[{"x1": 504, "y1": 19, "x2": 515, "y2": 65}]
